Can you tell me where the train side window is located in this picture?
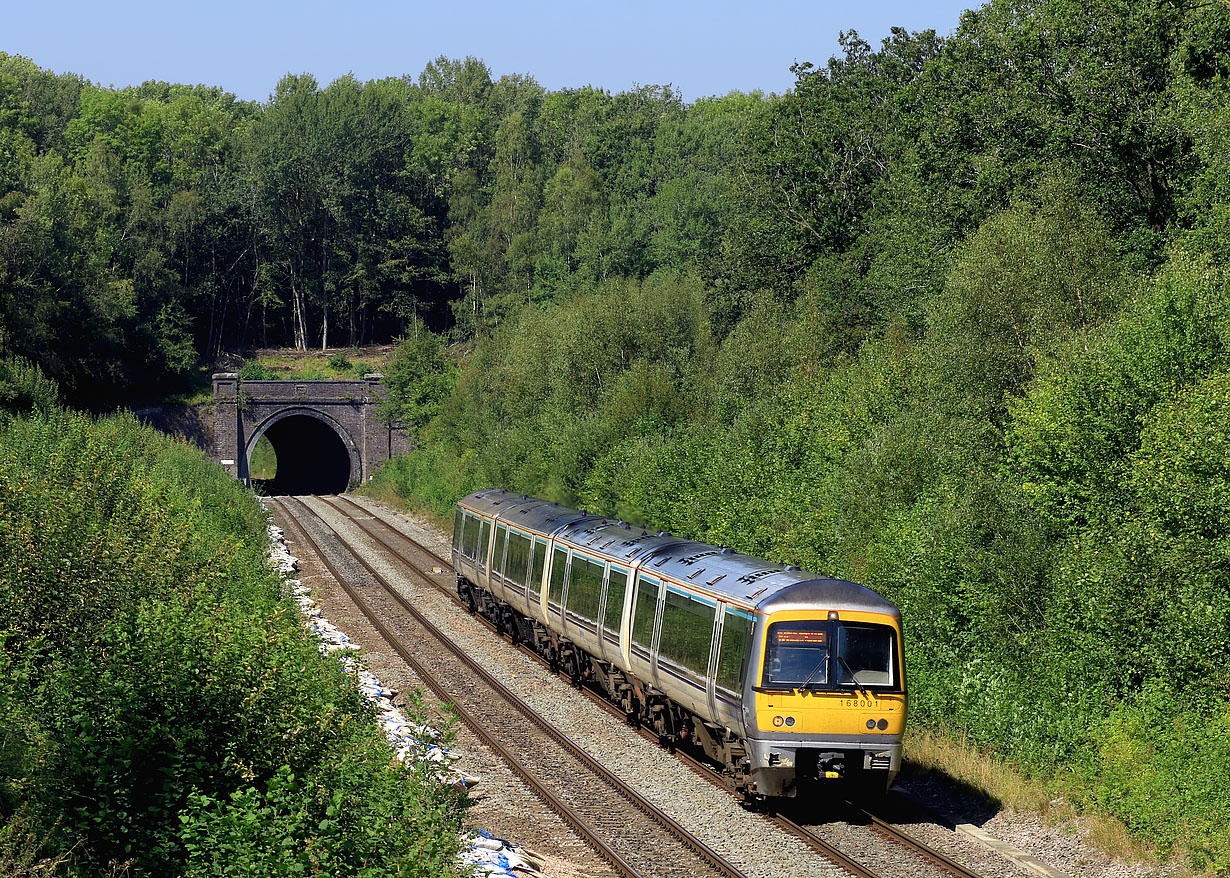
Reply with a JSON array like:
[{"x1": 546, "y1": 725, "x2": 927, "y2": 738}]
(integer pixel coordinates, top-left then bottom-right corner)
[
  {"x1": 631, "y1": 575, "x2": 660, "y2": 652},
  {"x1": 478, "y1": 518, "x2": 492, "y2": 567},
  {"x1": 453, "y1": 508, "x2": 464, "y2": 551},
  {"x1": 506, "y1": 531, "x2": 531, "y2": 587},
  {"x1": 566, "y1": 554, "x2": 603, "y2": 621},
  {"x1": 530, "y1": 538, "x2": 548, "y2": 601},
  {"x1": 604, "y1": 566, "x2": 628, "y2": 634},
  {"x1": 549, "y1": 546, "x2": 568, "y2": 608},
  {"x1": 659, "y1": 587, "x2": 716, "y2": 676},
  {"x1": 462, "y1": 513, "x2": 480, "y2": 558},
  {"x1": 716, "y1": 608, "x2": 754, "y2": 692},
  {"x1": 494, "y1": 524, "x2": 508, "y2": 575}
]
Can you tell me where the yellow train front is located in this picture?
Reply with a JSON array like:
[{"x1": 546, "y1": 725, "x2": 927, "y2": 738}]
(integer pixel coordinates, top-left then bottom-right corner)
[
  {"x1": 743, "y1": 582, "x2": 905, "y2": 798},
  {"x1": 450, "y1": 490, "x2": 905, "y2": 801}
]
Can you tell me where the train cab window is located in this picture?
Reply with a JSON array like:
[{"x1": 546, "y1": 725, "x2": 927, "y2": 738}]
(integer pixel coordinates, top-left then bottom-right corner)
[
  {"x1": 658, "y1": 588, "x2": 716, "y2": 676},
  {"x1": 567, "y1": 554, "x2": 604, "y2": 621},
  {"x1": 716, "y1": 608, "x2": 754, "y2": 692},
  {"x1": 493, "y1": 525, "x2": 508, "y2": 576},
  {"x1": 604, "y1": 567, "x2": 628, "y2": 636},
  {"x1": 478, "y1": 519, "x2": 492, "y2": 567},
  {"x1": 453, "y1": 509, "x2": 464, "y2": 551},
  {"x1": 462, "y1": 513, "x2": 480, "y2": 559},
  {"x1": 631, "y1": 575, "x2": 661, "y2": 653},
  {"x1": 836, "y1": 623, "x2": 896, "y2": 687},
  {"x1": 529, "y1": 538, "x2": 548, "y2": 603},
  {"x1": 548, "y1": 547, "x2": 568, "y2": 609},
  {"x1": 505, "y1": 531, "x2": 531, "y2": 587},
  {"x1": 761, "y1": 620, "x2": 829, "y2": 690}
]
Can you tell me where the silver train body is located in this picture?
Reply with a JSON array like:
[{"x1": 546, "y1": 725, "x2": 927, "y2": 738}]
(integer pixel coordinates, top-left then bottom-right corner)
[{"x1": 452, "y1": 489, "x2": 906, "y2": 798}]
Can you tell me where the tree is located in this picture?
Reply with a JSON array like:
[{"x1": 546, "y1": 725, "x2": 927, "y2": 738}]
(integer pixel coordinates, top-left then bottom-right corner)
[{"x1": 379, "y1": 331, "x2": 456, "y2": 431}]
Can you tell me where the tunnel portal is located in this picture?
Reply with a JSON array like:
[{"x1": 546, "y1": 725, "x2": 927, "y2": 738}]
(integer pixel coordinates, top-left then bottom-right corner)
[
  {"x1": 211, "y1": 374, "x2": 411, "y2": 491},
  {"x1": 253, "y1": 414, "x2": 352, "y2": 495}
]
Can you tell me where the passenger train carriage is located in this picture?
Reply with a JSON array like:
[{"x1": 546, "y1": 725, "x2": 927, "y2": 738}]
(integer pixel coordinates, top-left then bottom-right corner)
[{"x1": 452, "y1": 489, "x2": 905, "y2": 799}]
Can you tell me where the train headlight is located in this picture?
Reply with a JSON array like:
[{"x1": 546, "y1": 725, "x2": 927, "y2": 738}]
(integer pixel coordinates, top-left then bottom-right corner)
[
  {"x1": 877, "y1": 718, "x2": 888, "y2": 731},
  {"x1": 866, "y1": 719, "x2": 876, "y2": 729}
]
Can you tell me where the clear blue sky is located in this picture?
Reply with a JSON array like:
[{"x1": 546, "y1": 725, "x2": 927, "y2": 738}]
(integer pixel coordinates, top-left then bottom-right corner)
[{"x1": 6, "y1": 0, "x2": 976, "y2": 103}]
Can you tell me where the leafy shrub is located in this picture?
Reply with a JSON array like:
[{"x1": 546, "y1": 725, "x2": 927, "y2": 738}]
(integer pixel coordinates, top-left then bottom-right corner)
[
  {"x1": 0, "y1": 412, "x2": 462, "y2": 876},
  {"x1": 1084, "y1": 685, "x2": 1230, "y2": 872},
  {"x1": 379, "y1": 332, "x2": 456, "y2": 431},
  {"x1": 0, "y1": 354, "x2": 59, "y2": 420},
  {"x1": 236, "y1": 360, "x2": 279, "y2": 380}
]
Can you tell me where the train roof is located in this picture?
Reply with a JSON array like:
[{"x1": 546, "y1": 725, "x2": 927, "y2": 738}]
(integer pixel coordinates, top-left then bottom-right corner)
[
  {"x1": 457, "y1": 490, "x2": 898, "y2": 618},
  {"x1": 460, "y1": 489, "x2": 594, "y2": 535}
]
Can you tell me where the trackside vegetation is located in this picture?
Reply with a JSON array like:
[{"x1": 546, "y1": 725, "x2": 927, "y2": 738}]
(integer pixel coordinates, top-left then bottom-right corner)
[
  {"x1": 5, "y1": 0, "x2": 1230, "y2": 871},
  {"x1": 0, "y1": 388, "x2": 462, "y2": 875}
]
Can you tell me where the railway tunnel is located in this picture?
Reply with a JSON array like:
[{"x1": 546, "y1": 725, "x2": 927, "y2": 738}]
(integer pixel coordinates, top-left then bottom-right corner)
[
  {"x1": 212, "y1": 374, "x2": 410, "y2": 491},
  {"x1": 248, "y1": 412, "x2": 354, "y2": 496}
]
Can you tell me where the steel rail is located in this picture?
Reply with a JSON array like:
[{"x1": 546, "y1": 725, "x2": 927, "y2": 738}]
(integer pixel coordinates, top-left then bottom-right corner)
[
  {"x1": 855, "y1": 805, "x2": 984, "y2": 878},
  {"x1": 321, "y1": 494, "x2": 985, "y2": 878},
  {"x1": 272, "y1": 497, "x2": 644, "y2": 878},
  {"x1": 273, "y1": 496, "x2": 747, "y2": 878},
  {"x1": 332, "y1": 493, "x2": 453, "y2": 573}
]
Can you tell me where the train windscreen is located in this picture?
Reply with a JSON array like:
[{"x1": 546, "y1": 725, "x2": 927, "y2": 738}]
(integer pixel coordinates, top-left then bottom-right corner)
[
  {"x1": 835, "y1": 623, "x2": 896, "y2": 687},
  {"x1": 761, "y1": 620, "x2": 829, "y2": 689},
  {"x1": 761, "y1": 619, "x2": 897, "y2": 691}
]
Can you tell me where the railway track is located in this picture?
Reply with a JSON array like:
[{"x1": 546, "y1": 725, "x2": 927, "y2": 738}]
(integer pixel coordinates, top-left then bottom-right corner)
[
  {"x1": 271, "y1": 495, "x2": 749, "y2": 878},
  {"x1": 308, "y1": 493, "x2": 989, "y2": 878}
]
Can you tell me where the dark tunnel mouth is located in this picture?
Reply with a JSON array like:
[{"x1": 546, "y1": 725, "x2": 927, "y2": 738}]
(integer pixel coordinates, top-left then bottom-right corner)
[{"x1": 252, "y1": 414, "x2": 352, "y2": 495}]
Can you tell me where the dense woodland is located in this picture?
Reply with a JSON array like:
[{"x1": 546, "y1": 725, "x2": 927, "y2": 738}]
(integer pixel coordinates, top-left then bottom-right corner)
[
  {"x1": 5, "y1": 0, "x2": 1230, "y2": 870},
  {"x1": 0, "y1": 46, "x2": 761, "y2": 404}
]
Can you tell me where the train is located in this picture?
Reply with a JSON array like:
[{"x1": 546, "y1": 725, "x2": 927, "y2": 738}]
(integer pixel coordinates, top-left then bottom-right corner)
[{"x1": 451, "y1": 489, "x2": 905, "y2": 800}]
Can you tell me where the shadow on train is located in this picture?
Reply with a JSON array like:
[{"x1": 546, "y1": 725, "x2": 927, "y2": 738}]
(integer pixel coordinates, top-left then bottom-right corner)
[{"x1": 251, "y1": 414, "x2": 351, "y2": 496}]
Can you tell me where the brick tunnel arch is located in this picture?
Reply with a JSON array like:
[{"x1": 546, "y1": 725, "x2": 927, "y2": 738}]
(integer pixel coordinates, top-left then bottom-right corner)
[{"x1": 245, "y1": 407, "x2": 361, "y2": 495}]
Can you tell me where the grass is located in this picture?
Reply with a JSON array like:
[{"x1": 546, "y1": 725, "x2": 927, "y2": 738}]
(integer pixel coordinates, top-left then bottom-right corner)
[
  {"x1": 904, "y1": 726, "x2": 1051, "y2": 813},
  {"x1": 249, "y1": 434, "x2": 276, "y2": 479},
  {"x1": 238, "y1": 345, "x2": 396, "y2": 381},
  {"x1": 904, "y1": 725, "x2": 1169, "y2": 872}
]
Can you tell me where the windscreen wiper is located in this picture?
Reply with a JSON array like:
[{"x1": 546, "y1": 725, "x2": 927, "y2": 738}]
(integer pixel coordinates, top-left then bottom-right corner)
[
  {"x1": 838, "y1": 655, "x2": 873, "y2": 702},
  {"x1": 795, "y1": 657, "x2": 829, "y2": 695}
]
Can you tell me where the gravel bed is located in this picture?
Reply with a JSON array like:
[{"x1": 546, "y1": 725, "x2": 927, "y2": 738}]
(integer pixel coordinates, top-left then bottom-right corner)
[
  {"x1": 897, "y1": 776, "x2": 1178, "y2": 878},
  {"x1": 881, "y1": 795, "x2": 1039, "y2": 878},
  {"x1": 271, "y1": 499, "x2": 615, "y2": 878},
  {"x1": 800, "y1": 816, "x2": 954, "y2": 878},
  {"x1": 343, "y1": 494, "x2": 455, "y2": 558}
]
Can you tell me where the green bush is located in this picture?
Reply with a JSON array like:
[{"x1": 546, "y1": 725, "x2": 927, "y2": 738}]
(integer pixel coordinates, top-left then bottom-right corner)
[
  {"x1": 236, "y1": 360, "x2": 279, "y2": 381},
  {"x1": 1084, "y1": 685, "x2": 1230, "y2": 872},
  {"x1": 0, "y1": 412, "x2": 462, "y2": 876},
  {"x1": 379, "y1": 332, "x2": 457, "y2": 432},
  {"x1": 0, "y1": 354, "x2": 60, "y2": 420}
]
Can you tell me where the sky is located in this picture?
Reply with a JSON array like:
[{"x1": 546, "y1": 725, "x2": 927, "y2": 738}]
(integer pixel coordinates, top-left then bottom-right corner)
[{"x1": 5, "y1": 0, "x2": 977, "y2": 103}]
